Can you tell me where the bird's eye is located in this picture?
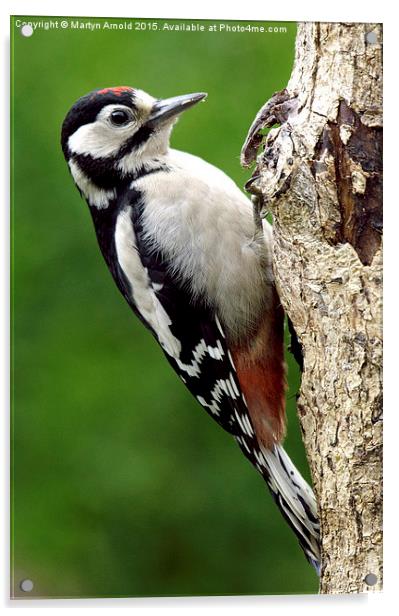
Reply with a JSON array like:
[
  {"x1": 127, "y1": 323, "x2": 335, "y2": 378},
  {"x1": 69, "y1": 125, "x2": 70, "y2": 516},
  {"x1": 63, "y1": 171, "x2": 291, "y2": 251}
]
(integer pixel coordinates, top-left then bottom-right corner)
[{"x1": 109, "y1": 109, "x2": 131, "y2": 126}]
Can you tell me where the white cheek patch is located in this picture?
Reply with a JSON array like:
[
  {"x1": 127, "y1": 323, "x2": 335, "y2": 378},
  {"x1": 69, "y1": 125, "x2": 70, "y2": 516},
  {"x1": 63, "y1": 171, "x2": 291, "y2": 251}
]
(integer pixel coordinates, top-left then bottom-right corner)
[
  {"x1": 68, "y1": 122, "x2": 128, "y2": 159},
  {"x1": 68, "y1": 104, "x2": 138, "y2": 159}
]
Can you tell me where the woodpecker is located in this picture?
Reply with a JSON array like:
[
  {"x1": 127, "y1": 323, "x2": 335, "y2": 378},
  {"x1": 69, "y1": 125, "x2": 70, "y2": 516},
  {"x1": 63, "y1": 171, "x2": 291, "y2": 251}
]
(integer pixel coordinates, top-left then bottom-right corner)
[{"x1": 61, "y1": 86, "x2": 320, "y2": 572}]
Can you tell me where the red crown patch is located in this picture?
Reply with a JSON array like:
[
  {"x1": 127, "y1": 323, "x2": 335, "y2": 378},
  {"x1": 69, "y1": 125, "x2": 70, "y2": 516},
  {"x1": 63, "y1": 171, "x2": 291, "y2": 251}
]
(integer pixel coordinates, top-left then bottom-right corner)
[{"x1": 97, "y1": 86, "x2": 133, "y2": 96}]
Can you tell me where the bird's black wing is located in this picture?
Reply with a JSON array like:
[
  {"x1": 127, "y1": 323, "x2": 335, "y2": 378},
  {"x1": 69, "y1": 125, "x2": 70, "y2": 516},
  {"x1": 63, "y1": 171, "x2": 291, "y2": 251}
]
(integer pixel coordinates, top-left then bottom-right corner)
[
  {"x1": 113, "y1": 192, "x2": 320, "y2": 571},
  {"x1": 129, "y1": 197, "x2": 254, "y2": 440}
]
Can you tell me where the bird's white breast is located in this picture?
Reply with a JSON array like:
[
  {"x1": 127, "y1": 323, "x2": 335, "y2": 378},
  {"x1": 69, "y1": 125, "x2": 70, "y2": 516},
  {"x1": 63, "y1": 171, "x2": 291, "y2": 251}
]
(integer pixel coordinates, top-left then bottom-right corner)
[{"x1": 135, "y1": 149, "x2": 274, "y2": 341}]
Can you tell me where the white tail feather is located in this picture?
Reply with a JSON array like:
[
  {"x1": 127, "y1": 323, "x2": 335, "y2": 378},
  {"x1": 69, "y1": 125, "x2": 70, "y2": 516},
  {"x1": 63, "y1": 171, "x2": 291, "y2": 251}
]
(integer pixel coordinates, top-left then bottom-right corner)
[{"x1": 260, "y1": 443, "x2": 320, "y2": 572}]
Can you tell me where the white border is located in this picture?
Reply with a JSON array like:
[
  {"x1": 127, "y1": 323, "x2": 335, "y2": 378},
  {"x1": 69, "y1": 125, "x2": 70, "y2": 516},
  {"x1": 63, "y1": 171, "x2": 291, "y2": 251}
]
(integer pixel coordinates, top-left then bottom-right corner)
[
  {"x1": 2, "y1": 0, "x2": 395, "y2": 613},
  {"x1": 0, "y1": 0, "x2": 388, "y2": 23}
]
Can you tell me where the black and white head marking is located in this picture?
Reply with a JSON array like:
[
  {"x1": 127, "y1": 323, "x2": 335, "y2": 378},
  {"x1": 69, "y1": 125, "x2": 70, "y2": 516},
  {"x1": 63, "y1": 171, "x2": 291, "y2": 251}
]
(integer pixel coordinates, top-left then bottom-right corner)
[
  {"x1": 61, "y1": 87, "x2": 206, "y2": 209},
  {"x1": 61, "y1": 87, "x2": 158, "y2": 207}
]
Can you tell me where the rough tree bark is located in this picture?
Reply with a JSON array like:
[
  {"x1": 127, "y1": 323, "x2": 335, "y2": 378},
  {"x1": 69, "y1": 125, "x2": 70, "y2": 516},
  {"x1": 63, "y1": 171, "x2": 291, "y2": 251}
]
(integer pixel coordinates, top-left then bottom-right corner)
[{"x1": 241, "y1": 23, "x2": 382, "y2": 594}]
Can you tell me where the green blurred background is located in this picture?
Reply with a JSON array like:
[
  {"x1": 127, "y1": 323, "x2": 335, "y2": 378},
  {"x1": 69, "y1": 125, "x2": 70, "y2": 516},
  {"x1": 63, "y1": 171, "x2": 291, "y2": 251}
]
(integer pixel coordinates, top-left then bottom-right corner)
[{"x1": 11, "y1": 15, "x2": 317, "y2": 598}]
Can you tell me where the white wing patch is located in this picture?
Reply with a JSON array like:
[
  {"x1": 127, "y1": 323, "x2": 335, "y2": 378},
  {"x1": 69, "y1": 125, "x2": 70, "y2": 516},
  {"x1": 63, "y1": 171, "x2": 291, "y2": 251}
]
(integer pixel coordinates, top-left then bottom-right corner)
[
  {"x1": 214, "y1": 315, "x2": 226, "y2": 339},
  {"x1": 196, "y1": 375, "x2": 239, "y2": 417},
  {"x1": 115, "y1": 207, "x2": 181, "y2": 357},
  {"x1": 235, "y1": 410, "x2": 254, "y2": 437},
  {"x1": 175, "y1": 338, "x2": 224, "y2": 378}
]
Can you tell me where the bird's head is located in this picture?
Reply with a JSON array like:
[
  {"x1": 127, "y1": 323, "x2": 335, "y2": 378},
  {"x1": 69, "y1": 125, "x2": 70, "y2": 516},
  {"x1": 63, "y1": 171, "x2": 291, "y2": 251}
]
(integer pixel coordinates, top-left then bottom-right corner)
[{"x1": 61, "y1": 86, "x2": 207, "y2": 206}]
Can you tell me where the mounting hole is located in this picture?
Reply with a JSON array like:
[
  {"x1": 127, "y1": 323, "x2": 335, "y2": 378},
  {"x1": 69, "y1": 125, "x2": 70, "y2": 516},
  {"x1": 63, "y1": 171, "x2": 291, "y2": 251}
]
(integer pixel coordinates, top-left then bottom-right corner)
[
  {"x1": 21, "y1": 24, "x2": 34, "y2": 37},
  {"x1": 20, "y1": 578, "x2": 34, "y2": 592},
  {"x1": 365, "y1": 31, "x2": 378, "y2": 45},
  {"x1": 364, "y1": 573, "x2": 377, "y2": 586}
]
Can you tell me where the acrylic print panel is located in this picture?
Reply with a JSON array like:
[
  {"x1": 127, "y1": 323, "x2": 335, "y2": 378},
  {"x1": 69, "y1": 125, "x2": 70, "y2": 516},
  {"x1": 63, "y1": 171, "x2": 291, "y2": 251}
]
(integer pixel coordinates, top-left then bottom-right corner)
[{"x1": 10, "y1": 15, "x2": 319, "y2": 598}]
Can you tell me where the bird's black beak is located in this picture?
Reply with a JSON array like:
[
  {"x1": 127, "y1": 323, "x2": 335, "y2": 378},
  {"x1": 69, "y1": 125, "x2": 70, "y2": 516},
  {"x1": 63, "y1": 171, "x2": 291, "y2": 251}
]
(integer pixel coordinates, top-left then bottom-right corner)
[{"x1": 146, "y1": 92, "x2": 207, "y2": 128}]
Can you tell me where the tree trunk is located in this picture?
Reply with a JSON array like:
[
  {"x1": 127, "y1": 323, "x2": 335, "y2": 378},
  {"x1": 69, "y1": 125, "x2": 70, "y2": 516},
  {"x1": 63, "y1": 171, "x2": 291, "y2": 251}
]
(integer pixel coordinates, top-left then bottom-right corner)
[{"x1": 241, "y1": 22, "x2": 382, "y2": 594}]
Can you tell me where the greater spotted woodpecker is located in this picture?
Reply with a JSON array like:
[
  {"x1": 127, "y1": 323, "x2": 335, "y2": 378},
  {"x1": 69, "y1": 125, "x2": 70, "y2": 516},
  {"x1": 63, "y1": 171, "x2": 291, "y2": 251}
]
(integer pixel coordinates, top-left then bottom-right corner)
[{"x1": 61, "y1": 86, "x2": 320, "y2": 572}]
